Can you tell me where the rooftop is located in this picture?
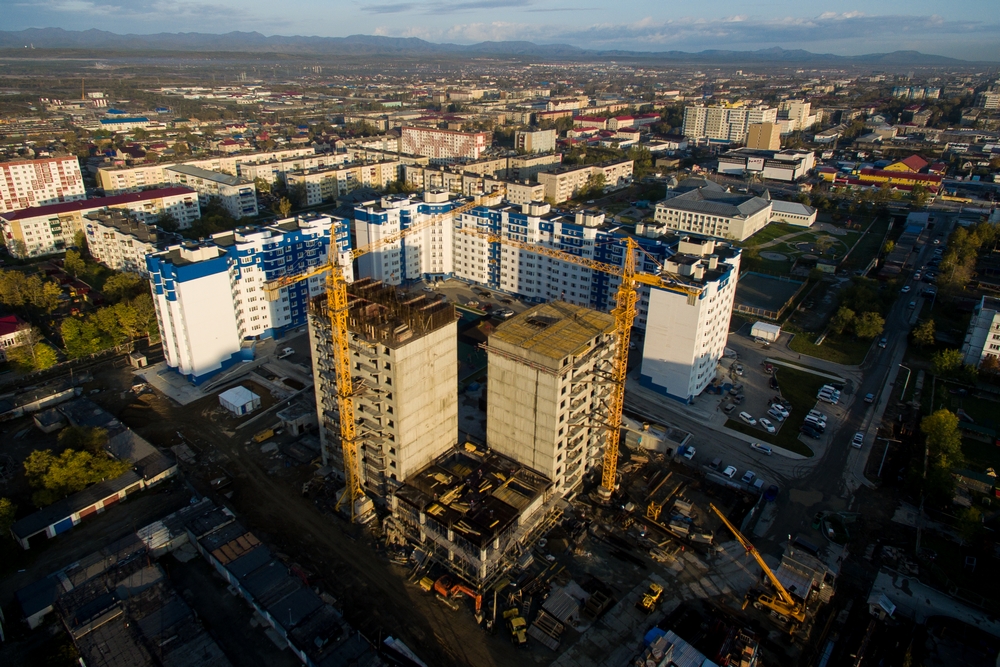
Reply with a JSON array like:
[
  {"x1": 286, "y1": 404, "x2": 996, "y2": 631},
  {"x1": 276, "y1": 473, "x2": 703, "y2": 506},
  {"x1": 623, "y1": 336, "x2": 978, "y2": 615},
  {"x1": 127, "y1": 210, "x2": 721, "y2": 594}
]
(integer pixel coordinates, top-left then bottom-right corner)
[
  {"x1": 489, "y1": 301, "x2": 616, "y2": 362},
  {"x1": 0, "y1": 187, "x2": 196, "y2": 222},
  {"x1": 659, "y1": 187, "x2": 771, "y2": 219},
  {"x1": 166, "y1": 163, "x2": 248, "y2": 186}
]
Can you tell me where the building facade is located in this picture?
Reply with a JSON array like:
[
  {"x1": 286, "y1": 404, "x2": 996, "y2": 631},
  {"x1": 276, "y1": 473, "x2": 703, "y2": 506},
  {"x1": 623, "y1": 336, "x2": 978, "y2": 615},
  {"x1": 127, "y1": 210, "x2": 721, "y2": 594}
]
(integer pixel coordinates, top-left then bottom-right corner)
[
  {"x1": 84, "y1": 210, "x2": 175, "y2": 276},
  {"x1": 146, "y1": 213, "x2": 351, "y2": 383},
  {"x1": 514, "y1": 129, "x2": 557, "y2": 154},
  {"x1": 0, "y1": 187, "x2": 200, "y2": 258},
  {"x1": 307, "y1": 281, "x2": 458, "y2": 497},
  {"x1": 746, "y1": 123, "x2": 781, "y2": 151},
  {"x1": 0, "y1": 156, "x2": 85, "y2": 214},
  {"x1": 962, "y1": 296, "x2": 1000, "y2": 367},
  {"x1": 400, "y1": 126, "x2": 490, "y2": 162},
  {"x1": 536, "y1": 160, "x2": 634, "y2": 203},
  {"x1": 164, "y1": 164, "x2": 258, "y2": 219},
  {"x1": 682, "y1": 106, "x2": 778, "y2": 143},
  {"x1": 287, "y1": 161, "x2": 400, "y2": 206},
  {"x1": 486, "y1": 302, "x2": 617, "y2": 494},
  {"x1": 653, "y1": 183, "x2": 772, "y2": 241},
  {"x1": 716, "y1": 148, "x2": 816, "y2": 182}
]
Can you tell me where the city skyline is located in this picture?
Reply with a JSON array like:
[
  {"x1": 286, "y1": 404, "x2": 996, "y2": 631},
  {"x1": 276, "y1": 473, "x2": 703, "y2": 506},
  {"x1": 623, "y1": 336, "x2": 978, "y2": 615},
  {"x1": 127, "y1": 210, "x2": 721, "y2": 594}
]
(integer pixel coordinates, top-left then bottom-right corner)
[{"x1": 6, "y1": 1, "x2": 1000, "y2": 61}]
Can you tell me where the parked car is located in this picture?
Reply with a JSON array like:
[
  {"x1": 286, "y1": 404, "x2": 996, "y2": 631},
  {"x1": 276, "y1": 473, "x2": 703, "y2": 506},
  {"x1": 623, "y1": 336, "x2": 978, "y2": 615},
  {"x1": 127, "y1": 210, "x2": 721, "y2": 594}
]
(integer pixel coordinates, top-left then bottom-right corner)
[
  {"x1": 901, "y1": 285, "x2": 911, "y2": 293},
  {"x1": 722, "y1": 465, "x2": 737, "y2": 479},
  {"x1": 759, "y1": 418, "x2": 776, "y2": 434},
  {"x1": 722, "y1": 403, "x2": 736, "y2": 414},
  {"x1": 763, "y1": 363, "x2": 774, "y2": 374},
  {"x1": 913, "y1": 272, "x2": 921, "y2": 281},
  {"x1": 733, "y1": 363, "x2": 744, "y2": 376},
  {"x1": 804, "y1": 417, "x2": 826, "y2": 432},
  {"x1": 852, "y1": 432, "x2": 865, "y2": 449},
  {"x1": 767, "y1": 408, "x2": 785, "y2": 422},
  {"x1": 681, "y1": 446, "x2": 696, "y2": 460},
  {"x1": 800, "y1": 425, "x2": 822, "y2": 439},
  {"x1": 878, "y1": 337, "x2": 887, "y2": 349},
  {"x1": 764, "y1": 484, "x2": 779, "y2": 502},
  {"x1": 770, "y1": 403, "x2": 789, "y2": 418},
  {"x1": 907, "y1": 301, "x2": 916, "y2": 309},
  {"x1": 807, "y1": 409, "x2": 827, "y2": 421},
  {"x1": 770, "y1": 376, "x2": 779, "y2": 390},
  {"x1": 750, "y1": 442, "x2": 772, "y2": 456},
  {"x1": 738, "y1": 411, "x2": 757, "y2": 426},
  {"x1": 276, "y1": 347, "x2": 295, "y2": 359},
  {"x1": 741, "y1": 470, "x2": 756, "y2": 484},
  {"x1": 864, "y1": 392, "x2": 875, "y2": 403},
  {"x1": 495, "y1": 308, "x2": 515, "y2": 319}
]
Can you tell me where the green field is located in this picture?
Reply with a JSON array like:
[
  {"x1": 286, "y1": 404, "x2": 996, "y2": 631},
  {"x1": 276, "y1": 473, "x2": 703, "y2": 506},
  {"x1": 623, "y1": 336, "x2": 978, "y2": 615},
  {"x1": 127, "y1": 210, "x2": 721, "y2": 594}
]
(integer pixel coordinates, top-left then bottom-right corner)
[
  {"x1": 724, "y1": 366, "x2": 835, "y2": 457},
  {"x1": 745, "y1": 222, "x2": 802, "y2": 246},
  {"x1": 787, "y1": 327, "x2": 872, "y2": 366},
  {"x1": 840, "y1": 216, "x2": 890, "y2": 271}
]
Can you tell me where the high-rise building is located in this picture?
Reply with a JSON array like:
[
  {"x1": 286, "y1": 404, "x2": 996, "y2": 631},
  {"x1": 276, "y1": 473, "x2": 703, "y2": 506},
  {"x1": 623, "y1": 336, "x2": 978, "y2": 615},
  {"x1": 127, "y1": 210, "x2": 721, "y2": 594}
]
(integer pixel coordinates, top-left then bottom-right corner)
[
  {"x1": 682, "y1": 106, "x2": 778, "y2": 143},
  {"x1": 286, "y1": 161, "x2": 399, "y2": 206},
  {"x1": 83, "y1": 210, "x2": 177, "y2": 276},
  {"x1": 146, "y1": 213, "x2": 350, "y2": 383},
  {"x1": 962, "y1": 296, "x2": 1000, "y2": 366},
  {"x1": 400, "y1": 126, "x2": 491, "y2": 163},
  {"x1": 746, "y1": 123, "x2": 781, "y2": 151},
  {"x1": 485, "y1": 301, "x2": 617, "y2": 494},
  {"x1": 307, "y1": 280, "x2": 458, "y2": 497},
  {"x1": 514, "y1": 129, "x2": 557, "y2": 154},
  {"x1": 0, "y1": 156, "x2": 85, "y2": 214}
]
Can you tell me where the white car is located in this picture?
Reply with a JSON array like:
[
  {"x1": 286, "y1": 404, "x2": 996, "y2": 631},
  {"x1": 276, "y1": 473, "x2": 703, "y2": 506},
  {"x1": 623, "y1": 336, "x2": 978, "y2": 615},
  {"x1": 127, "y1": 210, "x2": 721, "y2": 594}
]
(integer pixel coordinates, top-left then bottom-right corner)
[
  {"x1": 739, "y1": 411, "x2": 757, "y2": 426},
  {"x1": 852, "y1": 432, "x2": 865, "y2": 449},
  {"x1": 900, "y1": 285, "x2": 911, "y2": 293},
  {"x1": 770, "y1": 403, "x2": 790, "y2": 418},
  {"x1": 750, "y1": 442, "x2": 772, "y2": 456},
  {"x1": 741, "y1": 470, "x2": 756, "y2": 484},
  {"x1": 722, "y1": 465, "x2": 737, "y2": 479},
  {"x1": 682, "y1": 446, "x2": 696, "y2": 460},
  {"x1": 759, "y1": 418, "x2": 776, "y2": 434},
  {"x1": 767, "y1": 408, "x2": 785, "y2": 422}
]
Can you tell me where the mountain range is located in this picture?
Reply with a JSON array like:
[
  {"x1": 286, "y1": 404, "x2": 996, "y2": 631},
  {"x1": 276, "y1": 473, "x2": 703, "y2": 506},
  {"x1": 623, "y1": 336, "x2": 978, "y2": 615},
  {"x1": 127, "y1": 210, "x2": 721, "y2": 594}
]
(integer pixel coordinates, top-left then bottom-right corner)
[{"x1": 0, "y1": 28, "x2": 971, "y2": 65}]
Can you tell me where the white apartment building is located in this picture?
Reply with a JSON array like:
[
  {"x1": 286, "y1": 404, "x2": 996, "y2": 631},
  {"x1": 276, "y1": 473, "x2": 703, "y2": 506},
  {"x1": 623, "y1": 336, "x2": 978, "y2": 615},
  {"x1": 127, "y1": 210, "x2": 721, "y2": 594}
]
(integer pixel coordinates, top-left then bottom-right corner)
[
  {"x1": 652, "y1": 181, "x2": 772, "y2": 241},
  {"x1": 146, "y1": 213, "x2": 351, "y2": 384},
  {"x1": 962, "y1": 296, "x2": 1000, "y2": 366},
  {"x1": 536, "y1": 160, "x2": 634, "y2": 203},
  {"x1": 0, "y1": 187, "x2": 200, "y2": 258},
  {"x1": 164, "y1": 164, "x2": 258, "y2": 219},
  {"x1": 400, "y1": 126, "x2": 490, "y2": 163},
  {"x1": 286, "y1": 161, "x2": 399, "y2": 206},
  {"x1": 236, "y1": 153, "x2": 352, "y2": 185},
  {"x1": 83, "y1": 210, "x2": 174, "y2": 276},
  {"x1": 96, "y1": 147, "x2": 317, "y2": 193},
  {"x1": 639, "y1": 237, "x2": 741, "y2": 402},
  {"x1": 716, "y1": 148, "x2": 816, "y2": 182},
  {"x1": 682, "y1": 106, "x2": 778, "y2": 143},
  {"x1": 515, "y1": 129, "x2": 557, "y2": 154},
  {"x1": 777, "y1": 100, "x2": 818, "y2": 133},
  {"x1": 486, "y1": 302, "x2": 617, "y2": 494},
  {"x1": 0, "y1": 156, "x2": 86, "y2": 214},
  {"x1": 307, "y1": 280, "x2": 458, "y2": 497}
]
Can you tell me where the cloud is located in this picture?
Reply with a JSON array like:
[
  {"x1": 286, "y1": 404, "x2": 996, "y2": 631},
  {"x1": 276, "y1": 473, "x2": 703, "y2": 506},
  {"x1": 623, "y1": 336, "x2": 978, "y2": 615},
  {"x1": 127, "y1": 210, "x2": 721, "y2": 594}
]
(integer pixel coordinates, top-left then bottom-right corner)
[
  {"x1": 365, "y1": 2, "x2": 416, "y2": 14},
  {"x1": 28, "y1": 0, "x2": 241, "y2": 22},
  {"x1": 364, "y1": 0, "x2": 531, "y2": 14}
]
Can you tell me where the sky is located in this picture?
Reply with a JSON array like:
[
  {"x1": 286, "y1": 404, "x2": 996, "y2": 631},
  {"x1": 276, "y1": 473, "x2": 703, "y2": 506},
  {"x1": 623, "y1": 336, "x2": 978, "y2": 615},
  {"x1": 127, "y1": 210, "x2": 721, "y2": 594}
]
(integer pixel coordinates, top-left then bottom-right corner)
[{"x1": 5, "y1": 0, "x2": 1000, "y2": 60}]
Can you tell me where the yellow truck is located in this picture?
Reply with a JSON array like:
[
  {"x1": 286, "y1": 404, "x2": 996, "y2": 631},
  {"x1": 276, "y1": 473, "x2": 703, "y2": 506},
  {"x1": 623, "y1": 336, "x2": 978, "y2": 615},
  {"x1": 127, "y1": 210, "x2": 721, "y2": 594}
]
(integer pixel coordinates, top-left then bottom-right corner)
[
  {"x1": 252, "y1": 428, "x2": 275, "y2": 443},
  {"x1": 503, "y1": 608, "x2": 527, "y2": 645},
  {"x1": 637, "y1": 583, "x2": 664, "y2": 613}
]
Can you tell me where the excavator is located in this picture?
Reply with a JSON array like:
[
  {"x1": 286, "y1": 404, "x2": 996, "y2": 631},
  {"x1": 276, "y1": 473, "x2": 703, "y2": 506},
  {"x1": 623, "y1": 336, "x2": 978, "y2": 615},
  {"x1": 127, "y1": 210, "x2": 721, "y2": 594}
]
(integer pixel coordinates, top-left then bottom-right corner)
[
  {"x1": 434, "y1": 575, "x2": 483, "y2": 614},
  {"x1": 709, "y1": 504, "x2": 807, "y2": 632}
]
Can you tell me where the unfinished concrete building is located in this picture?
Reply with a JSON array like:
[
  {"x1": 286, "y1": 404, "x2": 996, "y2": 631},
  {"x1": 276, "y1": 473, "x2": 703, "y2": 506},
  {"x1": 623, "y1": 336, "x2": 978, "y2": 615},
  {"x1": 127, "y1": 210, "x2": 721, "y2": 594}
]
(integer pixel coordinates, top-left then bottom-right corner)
[
  {"x1": 307, "y1": 278, "x2": 458, "y2": 498},
  {"x1": 388, "y1": 444, "x2": 562, "y2": 588},
  {"x1": 485, "y1": 302, "x2": 617, "y2": 495}
]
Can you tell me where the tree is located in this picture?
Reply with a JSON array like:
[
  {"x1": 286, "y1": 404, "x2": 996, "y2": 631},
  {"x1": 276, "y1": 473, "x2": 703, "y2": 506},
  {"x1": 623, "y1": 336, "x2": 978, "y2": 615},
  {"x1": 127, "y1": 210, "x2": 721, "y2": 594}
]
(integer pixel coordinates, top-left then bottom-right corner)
[
  {"x1": 883, "y1": 240, "x2": 895, "y2": 254},
  {"x1": 156, "y1": 212, "x2": 179, "y2": 233},
  {"x1": 981, "y1": 354, "x2": 1000, "y2": 379},
  {"x1": 276, "y1": 197, "x2": 293, "y2": 218},
  {"x1": 854, "y1": 312, "x2": 885, "y2": 339},
  {"x1": 7, "y1": 325, "x2": 58, "y2": 372},
  {"x1": 913, "y1": 319, "x2": 936, "y2": 348},
  {"x1": 830, "y1": 307, "x2": 856, "y2": 335},
  {"x1": 0, "y1": 497, "x2": 15, "y2": 537},
  {"x1": 74, "y1": 230, "x2": 89, "y2": 257},
  {"x1": 921, "y1": 409, "x2": 964, "y2": 469},
  {"x1": 932, "y1": 348, "x2": 964, "y2": 377},
  {"x1": 24, "y1": 448, "x2": 131, "y2": 507},
  {"x1": 63, "y1": 249, "x2": 86, "y2": 279},
  {"x1": 911, "y1": 184, "x2": 928, "y2": 208},
  {"x1": 102, "y1": 272, "x2": 145, "y2": 303},
  {"x1": 254, "y1": 177, "x2": 272, "y2": 194},
  {"x1": 57, "y1": 426, "x2": 108, "y2": 455},
  {"x1": 288, "y1": 182, "x2": 307, "y2": 209},
  {"x1": 581, "y1": 172, "x2": 606, "y2": 198}
]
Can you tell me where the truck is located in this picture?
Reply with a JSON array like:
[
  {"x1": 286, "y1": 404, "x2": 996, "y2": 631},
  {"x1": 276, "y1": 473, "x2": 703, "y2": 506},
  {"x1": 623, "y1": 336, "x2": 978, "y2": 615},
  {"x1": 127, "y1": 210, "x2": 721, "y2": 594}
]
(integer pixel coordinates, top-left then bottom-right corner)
[
  {"x1": 504, "y1": 609, "x2": 527, "y2": 644},
  {"x1": 637, "y1": 583, "x2": 664, "y2": 613},
  {"x1": 252, "y1": 428, "x2": 275, "y2": 443},
  {"x1": 276, "y1": 347, "x2": 295, "y2": 359}
]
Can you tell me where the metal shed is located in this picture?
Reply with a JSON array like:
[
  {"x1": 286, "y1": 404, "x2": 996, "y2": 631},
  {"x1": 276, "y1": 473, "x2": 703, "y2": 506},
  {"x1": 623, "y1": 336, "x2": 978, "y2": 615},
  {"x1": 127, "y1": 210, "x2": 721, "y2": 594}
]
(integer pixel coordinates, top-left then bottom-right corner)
[{"x1": 218, "y1": 386, "x2": 261, "y2": 416}]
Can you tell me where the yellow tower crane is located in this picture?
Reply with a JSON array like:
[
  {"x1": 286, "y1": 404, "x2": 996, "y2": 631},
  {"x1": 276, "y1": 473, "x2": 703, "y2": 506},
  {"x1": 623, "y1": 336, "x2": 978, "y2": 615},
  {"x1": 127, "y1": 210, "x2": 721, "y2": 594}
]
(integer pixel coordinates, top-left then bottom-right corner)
[
  {"x1": 263, "y1": 192, "x2": 502, "y2": 521},
  {"x1": 453, "y1": 223, "x2": 701, "y2": 499},
  {"x1": 709, "y1": 503, "x2": 806, "y2": 629}
]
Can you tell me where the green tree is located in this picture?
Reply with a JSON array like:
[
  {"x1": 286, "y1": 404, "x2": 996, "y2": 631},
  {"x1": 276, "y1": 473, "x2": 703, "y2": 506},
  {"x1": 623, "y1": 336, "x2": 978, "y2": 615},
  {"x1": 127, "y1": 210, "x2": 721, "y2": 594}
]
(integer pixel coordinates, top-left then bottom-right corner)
[
  {"x1": 854, "y1": 311, "x2": 885, "y2": 339},
  {"x1": 57, "y1": 426, "x2": 108, "y2": 455},
  {"x1": 913, "y1": 319, "x2": 936, "y2": 348},
  {"x1": 911, "y1": 183, "x2": 928, "y2": 208},
  {"x1": 102, "y1": 272, "x2": 145, "y2": 303},
  {"x1": 883, "y1": 240, "x2": 895, "y2": 254},
  {"x1": 276, "y1": 197, "x2": 293, "y2": 218},
  {"x1": 253, "y1": 177, "x2": 272, "y2": 194},
  {"x1": 830, "y1": 306, "x2": 856, "y2": 335},
  {"x1": 581, "y1": 172, "x2": 606, "y2": 198},
  {"x1": 932, "y1": 348, "x2": 964, "y2": 376},
  {"x1": 130, "y1": 293, "x2": 159, "y2": 341},
  {"x1": 63, "y1": 250, "x2": 85, "y2": 278},
  {"x1": 61, "y1": 315, "x2": 113, "y2": 358},
  {"x1": 156, "y1": 212, "x2": 179, "y2": 233},
  {"x1": 74, "y1": 230, "x2": 89, "y2": 257},
  {"x1": 7, "y1": 325, "x2": 58, "y2": 372},
  {"x1": 24, "y1": 448, "x2": 131, "y2": 507},
  {"x1": 921, "y1": 409, "x2": 964, "y2": 469},
  {"x1": 0, "y1": 497, "x2": 15, "y2": 537}
]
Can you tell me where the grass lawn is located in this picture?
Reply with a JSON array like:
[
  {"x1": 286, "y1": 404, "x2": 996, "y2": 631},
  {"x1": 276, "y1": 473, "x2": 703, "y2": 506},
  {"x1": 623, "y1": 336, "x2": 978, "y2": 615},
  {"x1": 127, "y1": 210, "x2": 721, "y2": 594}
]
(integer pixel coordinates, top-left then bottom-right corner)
[
  {"x1": 745, "y1": 222, "x2": 802, "y2": 246},
  {"x1": 741, "y1": 256, "x2": 794, "y2": 275},
  {"x1": 724, "y1": 366, "x2": 832, "y2": 457},
  {"x1": 840, "y1": 216, "x2": 890, "y2": 272},
  {"x1": 787, "y1": 328, "x2": 872, "y2": 366}
]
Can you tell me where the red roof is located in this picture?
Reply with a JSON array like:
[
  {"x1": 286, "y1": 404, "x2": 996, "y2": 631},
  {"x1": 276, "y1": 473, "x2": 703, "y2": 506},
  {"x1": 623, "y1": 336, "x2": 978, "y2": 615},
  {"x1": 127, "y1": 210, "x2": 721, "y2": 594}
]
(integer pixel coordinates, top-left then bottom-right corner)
[
  {"x1": 0, "y1": 315, "x2": 26, "y2": 337},
  {"x1": 0, "y1": 187, "x2": 197, "y2": 221},
  {"x1": 613, "y1": 116, "x2": 635, "y2": 121},
  {"x1": 893, "y1": 155, "x2": 929, "y2": 172}
]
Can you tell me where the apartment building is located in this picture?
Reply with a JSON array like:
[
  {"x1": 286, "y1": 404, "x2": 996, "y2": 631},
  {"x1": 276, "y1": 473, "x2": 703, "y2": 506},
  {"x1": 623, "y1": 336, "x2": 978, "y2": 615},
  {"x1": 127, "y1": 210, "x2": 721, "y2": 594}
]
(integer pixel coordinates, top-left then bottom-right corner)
[
  {"x1": 536, "y1": 160, "x2": 634, "y2": 203},
  {"x1": 286, "y1": 161, "x2": 399, "y2": 206},
  {"x1": 962, "y1": 296, "x2": 1000, "y2": 366},
  {"x1": 0, "y1": 156, "x2": 86, "y2": 214},
  {"x1": 514, "y1": 129, "x2": 557, "y2": 154},
  {"x1": 509, "y1": 153, "x2": 562, "y2": 181},
  {"x1": 96, "y1": 147, "x2": 317, "y2": 193},
  {"x1": 716, "y1": 148, "x2": 816, "y2": 182},
  {"x1": 682, "y1": 106, "x2": 778, "y2": 143},
  {"x1": 83, "y1": 210, "x2": 176, "y2": 276},
  {"x1": 746, "y1": 123, "x2": 781, "y2": 151},
  {"x1": 400, "y1": 126, "x2": 491, "y2": 163},
  {"x1": 236, "y1": 153, "x2": 352, "y2": 185},
  {"x1": 639, "y1": 237, "x2": 741, "y2": 402},
  {"x1": 0, "y1": 187, "x2": 199, "y2": 258},
  {"x1": 164, "y1": 165, "x2": 257, "y2": 219},
  {"x1": 307, "y1": 280, "x2": 457, "y2": 497},
  {"x1": 652, "y1": 180, "x2": 772, "y2": 241},
  {"x1": 146, "y1": 213, "x2": 351, "y2": 383},
  {"x1": 777, "y1": 100, "x2": 818, "y2": 133},
  {"x1": 485, "y1": 301, "x2": 617, "y2": 494}
]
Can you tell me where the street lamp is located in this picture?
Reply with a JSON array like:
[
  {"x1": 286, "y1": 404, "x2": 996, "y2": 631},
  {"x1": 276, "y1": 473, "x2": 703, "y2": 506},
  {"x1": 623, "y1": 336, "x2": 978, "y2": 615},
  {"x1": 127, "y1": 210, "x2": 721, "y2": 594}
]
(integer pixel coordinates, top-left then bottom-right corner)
[{"x1": 898, "y1": 364, "x2": 912, "y2": 401}]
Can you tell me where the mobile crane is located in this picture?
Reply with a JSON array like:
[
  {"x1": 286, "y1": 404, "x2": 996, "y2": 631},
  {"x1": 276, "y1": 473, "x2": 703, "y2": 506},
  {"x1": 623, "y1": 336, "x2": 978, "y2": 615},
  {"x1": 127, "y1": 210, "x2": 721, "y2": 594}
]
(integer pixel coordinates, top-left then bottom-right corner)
[
  {"x1": 263, "y1": 191, "x2": 503, "y2": 521},
  {"x1": 709, "y1": 503, "x2": 806, "y2": 630}
]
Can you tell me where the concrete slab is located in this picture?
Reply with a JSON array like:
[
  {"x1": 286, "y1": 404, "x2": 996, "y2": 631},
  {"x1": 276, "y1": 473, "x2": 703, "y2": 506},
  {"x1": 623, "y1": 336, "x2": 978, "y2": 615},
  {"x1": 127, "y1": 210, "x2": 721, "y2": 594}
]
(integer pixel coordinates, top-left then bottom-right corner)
[
  {"x1": 870, "y1": 568, "x2": 1000, "y2": 637},
  {"x1": 134, "y1": 361, "x2": 207, "y2": 406}
]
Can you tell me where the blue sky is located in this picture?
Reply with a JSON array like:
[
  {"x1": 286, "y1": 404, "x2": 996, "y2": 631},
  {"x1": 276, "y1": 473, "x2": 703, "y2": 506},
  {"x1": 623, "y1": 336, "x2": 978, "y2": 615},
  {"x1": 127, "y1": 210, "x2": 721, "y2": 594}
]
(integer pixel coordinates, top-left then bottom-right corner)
[{"x1": 6, "y1": 0, "x2": 1000, "y2": 59}]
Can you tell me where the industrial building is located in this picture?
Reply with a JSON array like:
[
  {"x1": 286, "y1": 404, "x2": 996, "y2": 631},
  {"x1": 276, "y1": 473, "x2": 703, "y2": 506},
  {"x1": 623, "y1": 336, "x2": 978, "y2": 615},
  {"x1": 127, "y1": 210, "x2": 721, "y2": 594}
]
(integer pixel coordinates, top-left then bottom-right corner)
[
  {"x1": 485, "y1": 302, "x2": 617, "y2": 494},
  {"x1": 307, "y1": 278, "x2": 458, "y2": 498},
  {"x1": 716, "y1": 148, "x2": 816, "y2": 182},
  {"x1": 147, "y1": 213, "x2": 350, "y2": 383},
  {"x1": 388, "y1": 444, "x2": 562, "y2": 588}
]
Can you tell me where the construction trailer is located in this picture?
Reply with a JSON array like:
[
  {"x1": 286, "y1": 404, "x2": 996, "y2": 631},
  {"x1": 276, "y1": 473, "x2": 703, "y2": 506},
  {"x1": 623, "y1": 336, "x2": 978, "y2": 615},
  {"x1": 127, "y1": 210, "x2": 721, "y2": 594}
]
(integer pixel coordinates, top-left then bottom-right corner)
[
  {"x1": 218, "y1": 386, "x2": 261, "y2": 416},
  {"x1": 750, "y1": 321, "x2": 781, "y2": 343},
  {"x1": 388, "y1": 444, "x2": 563, "y2": 591}
]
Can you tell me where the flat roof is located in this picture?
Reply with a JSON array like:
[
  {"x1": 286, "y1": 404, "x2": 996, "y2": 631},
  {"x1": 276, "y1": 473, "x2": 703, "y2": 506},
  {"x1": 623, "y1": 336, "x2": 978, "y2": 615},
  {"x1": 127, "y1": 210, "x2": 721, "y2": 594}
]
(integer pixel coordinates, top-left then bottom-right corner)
[
  {"x1": 489, "y1": 301, "x2": 615, "y2": 362},
  {"x1": 0, "y1": 187, "x2": 195, "y2": 222},
  {"x1": 166, "y1": 163, "x2": 247, "y2": 186}
]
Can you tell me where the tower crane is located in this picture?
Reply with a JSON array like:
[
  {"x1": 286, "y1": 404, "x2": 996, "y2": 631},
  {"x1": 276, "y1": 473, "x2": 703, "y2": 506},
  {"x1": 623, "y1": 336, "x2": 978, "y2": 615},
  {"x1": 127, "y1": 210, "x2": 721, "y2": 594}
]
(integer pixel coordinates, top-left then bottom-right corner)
[
  {"x1": 453, "y1": 223, "x2": 701, "y2": 499},
  {"x1": 262, "y1": 191, "x2": 503, "y2": 521},
  {"x1": 709, "y1": 503, "x2": 806, "y2": 629}
]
